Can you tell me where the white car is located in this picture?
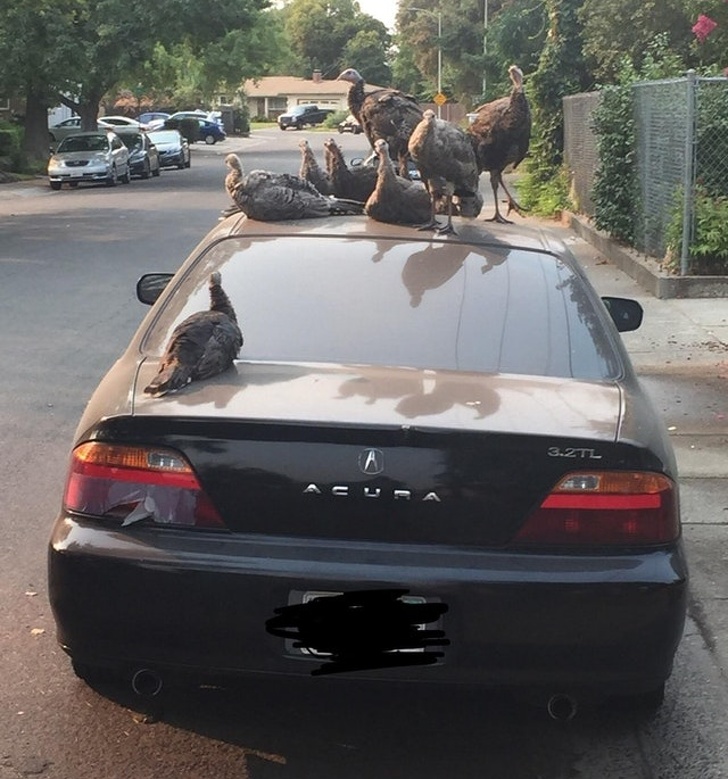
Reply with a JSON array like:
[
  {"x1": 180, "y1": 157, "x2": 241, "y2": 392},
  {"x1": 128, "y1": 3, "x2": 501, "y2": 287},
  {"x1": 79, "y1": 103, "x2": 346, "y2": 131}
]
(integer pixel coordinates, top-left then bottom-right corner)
[
  {"x1": 47, "y1": 131, "x2": 131, "y2": 190},
  {"x1": 99, "y1": 115, "x2": 150, "y2": 132}
]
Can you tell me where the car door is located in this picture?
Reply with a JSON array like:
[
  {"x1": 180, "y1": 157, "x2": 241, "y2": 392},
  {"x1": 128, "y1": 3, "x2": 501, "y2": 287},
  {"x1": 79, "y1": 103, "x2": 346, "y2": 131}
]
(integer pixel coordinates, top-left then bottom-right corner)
[{"x1": 110, "y1": 134, "x2": 130, "y2": 176}]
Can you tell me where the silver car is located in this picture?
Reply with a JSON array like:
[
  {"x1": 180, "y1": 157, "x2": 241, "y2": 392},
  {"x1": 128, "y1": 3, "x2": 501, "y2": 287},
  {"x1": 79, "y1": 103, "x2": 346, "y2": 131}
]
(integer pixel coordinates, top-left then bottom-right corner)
[{"x1": 47, "y1": 131, "x2": 131, "y2": 190}]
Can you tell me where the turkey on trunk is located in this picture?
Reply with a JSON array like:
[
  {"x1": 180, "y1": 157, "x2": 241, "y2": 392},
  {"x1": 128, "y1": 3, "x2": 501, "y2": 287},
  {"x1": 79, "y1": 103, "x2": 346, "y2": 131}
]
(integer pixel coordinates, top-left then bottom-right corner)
[
  {"x1": 223, "y1": 153, "x2": 363, "y2": 221},
  {"x1": 298, "y1": 139, "x2": 333, "y2": 196},
  {"x1": 364, "y1": 139, "x2": 431, "y2": 226},
  {"x1": 467, "y1": 64, "x2": 531, "y2": 224},
  {"x1": 408, "y1": 110, "x2": 482, "y2": 235},
  {"x1": 323, "y1": 137, "x2": 378, "y2": 202},
  {"x1": 143, "y1": 272, "x2": 243, "y2": 397},
  {"x1": 336, "y1": 67, "x2": 422, "y2": 179}
]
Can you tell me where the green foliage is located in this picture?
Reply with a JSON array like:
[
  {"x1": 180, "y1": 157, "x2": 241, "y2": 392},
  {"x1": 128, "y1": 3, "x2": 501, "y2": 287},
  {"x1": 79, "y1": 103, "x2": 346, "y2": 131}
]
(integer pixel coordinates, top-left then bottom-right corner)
[
  {"x1": 0, "y1": 121, "x2": 36, "y2": 174},
  {"x1": 518, "y1": 163, "x2": 573, "y2": 217},
  {"x1": 665, "y1": 187, "x2": 728, "y2": 274},
  {"x1": 233, "y1": 105, "x2": 251, "y2": 135},
  {"x1": 281, "y1": 0, "x2": 390, "y2": 81},
  {"x1": 590, "y1": 81, "x2": 636, "y2": 242},
  {"x1": 589, "y1": 35, "x2": 694, "y2": 244},
  {"x1": 324, "y1": 110, "x2": 348, "y2": 129},
  {"x1": 579, "y1": 0, "x2": 694, "y2": 82},
  {"x1": 695, "y1": 84, "x2": 728, "y2": 199},
  {"x1": 518, "y1": 0, "x2": 591, "y2": 206},
  {"x1": 482, "y1": 0, "x2": 547, "y2": 101}
]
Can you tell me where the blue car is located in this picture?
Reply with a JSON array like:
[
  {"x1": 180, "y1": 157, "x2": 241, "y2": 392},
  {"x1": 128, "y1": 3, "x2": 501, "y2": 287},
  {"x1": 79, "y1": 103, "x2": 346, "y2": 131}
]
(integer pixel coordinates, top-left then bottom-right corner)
[{"x1": 197, "y1": 119, "x2": 226, "y2": 145}]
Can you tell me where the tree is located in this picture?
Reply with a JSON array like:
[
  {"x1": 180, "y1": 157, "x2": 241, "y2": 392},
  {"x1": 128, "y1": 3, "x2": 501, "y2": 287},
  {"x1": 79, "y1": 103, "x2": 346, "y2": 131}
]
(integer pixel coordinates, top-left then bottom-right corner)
[
  {"x1": 580, "y1": 0, "x2": 728, "y2": 82},
  {"x1": 579, "y1": 0, "x2": 694, "y2": 81},
  {"x1": 395, "y1": 0, "x2": 494, "y2": 106},
  {"x1": 519, "y1": 0, "x2": 591, "y2": 214},
  {"x1": 280, "y1": 0, "x2": 390, "y2": 80},
  {"x1": 0, "y1": 0, "x2": 272, "y2": 163}
]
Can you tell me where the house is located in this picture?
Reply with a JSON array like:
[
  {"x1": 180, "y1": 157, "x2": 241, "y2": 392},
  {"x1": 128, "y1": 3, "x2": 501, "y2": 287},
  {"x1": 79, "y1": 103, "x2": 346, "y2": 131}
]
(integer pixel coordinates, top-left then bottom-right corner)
[
  {"x1": 242, "y1": 70, "x2": 384, "y2": 120},
  {"x1": 243, "y1": 70, "x2": 467, "y2": 125}
]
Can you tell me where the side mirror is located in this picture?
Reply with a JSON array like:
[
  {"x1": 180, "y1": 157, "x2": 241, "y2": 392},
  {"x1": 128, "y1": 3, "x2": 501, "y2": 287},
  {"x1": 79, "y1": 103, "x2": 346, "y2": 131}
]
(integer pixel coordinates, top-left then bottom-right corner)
[
  {"x1": 136, "y1": 273, "x2": 174, "y2": 305},
  {"x1": 601, "y1": 296, "x2": 643, "y2": 333}
]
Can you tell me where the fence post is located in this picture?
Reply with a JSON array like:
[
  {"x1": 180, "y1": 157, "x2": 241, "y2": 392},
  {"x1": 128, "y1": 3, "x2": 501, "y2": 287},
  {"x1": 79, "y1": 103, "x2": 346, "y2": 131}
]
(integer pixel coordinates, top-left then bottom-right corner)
[{"x1": 680, "y1": 70, "x2": 697, "y2": 276}]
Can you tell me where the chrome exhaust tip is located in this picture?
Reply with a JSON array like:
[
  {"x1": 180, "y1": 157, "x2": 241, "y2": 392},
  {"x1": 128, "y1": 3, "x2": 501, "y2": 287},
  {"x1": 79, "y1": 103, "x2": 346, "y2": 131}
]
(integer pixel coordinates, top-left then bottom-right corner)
[{"x1": 546, "y1": 693, "x2": 577, "y2": 721}]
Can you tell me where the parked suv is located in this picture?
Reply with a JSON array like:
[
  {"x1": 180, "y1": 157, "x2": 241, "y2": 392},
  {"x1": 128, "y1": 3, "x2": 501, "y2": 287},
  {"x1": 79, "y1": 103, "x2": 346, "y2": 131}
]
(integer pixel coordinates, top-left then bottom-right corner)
[{"x1": 278, "y1": 105, "x2": 334, "y2": 130}]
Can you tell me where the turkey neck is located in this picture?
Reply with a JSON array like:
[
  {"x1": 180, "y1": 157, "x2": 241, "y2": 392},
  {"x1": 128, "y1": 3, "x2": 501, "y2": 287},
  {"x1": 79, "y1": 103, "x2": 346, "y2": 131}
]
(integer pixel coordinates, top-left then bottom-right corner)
[
  {"x1": 347, "y1": 79, "x2": 366, "y2": 122},
  {"x1": 210, "y1": 285, "x2": 237, "y2": 322}
]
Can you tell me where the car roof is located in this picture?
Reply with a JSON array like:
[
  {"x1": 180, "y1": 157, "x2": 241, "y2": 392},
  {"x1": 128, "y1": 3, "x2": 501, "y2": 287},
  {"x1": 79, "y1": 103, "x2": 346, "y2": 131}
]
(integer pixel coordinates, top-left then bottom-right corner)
[{"x1": 59, "y1": 130, "x2": 113, "y2": 137}]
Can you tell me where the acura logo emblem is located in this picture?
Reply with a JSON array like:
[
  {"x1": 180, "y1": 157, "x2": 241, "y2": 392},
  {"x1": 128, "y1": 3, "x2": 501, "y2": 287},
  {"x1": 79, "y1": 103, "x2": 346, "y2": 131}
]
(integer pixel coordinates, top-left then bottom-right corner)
[{"x1": 359, "y1": 448, "x2": 384, "y2": 475}]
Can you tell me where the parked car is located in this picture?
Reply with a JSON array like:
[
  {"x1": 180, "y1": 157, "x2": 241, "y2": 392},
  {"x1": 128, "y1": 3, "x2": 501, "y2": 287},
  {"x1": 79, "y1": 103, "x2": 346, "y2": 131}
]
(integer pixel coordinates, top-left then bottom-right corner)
[
  {"x1": 117, "y1": 131, "x2": 161, "y2": 179},
  {"x1": 47, "y1": 214, "x2": 687, "y2": 715},
  {"x1": 146, "y1": 128, "x2": 190, "y2": 169},
  {"x1": 196, "y1": 119, "x2": 226, "y2": 145},
  {"x1": 99, "y1": 115, "x2": 149, "y2": 132},
  {"x1": 278, "y1": 104, "x2": 335, "y2": 130},
  {"x1": 47, "y1": 131, "x2": 131, "y2": 190},
  {"x1": 137, "y1": 112, "x2": 170, "y2": 128},
  {"x1": 163, "y1": 114, "x2": 226, "y2": 144},
  {"x1": 48, "y1": 116, "x2": 82, "y2": 144},
  {"x1": 338, "y1": 114, "x2": 362, "y2": 134}
]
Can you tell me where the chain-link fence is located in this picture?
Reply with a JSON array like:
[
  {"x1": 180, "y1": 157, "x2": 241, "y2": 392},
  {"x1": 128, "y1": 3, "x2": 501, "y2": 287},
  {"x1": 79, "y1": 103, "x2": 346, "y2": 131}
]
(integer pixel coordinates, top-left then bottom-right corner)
[
  {"x1": 563, "y1": 92, "x2": 600, "y2": 216},
  {"x1": 563, "y1": 74, "x2": 728, "y2": 275}
]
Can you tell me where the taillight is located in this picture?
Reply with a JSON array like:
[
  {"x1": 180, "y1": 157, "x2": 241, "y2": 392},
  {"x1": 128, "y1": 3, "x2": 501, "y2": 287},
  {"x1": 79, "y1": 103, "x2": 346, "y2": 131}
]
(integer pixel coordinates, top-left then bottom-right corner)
[
  {"x1": 63, "y1": 442, "x2": 225, "y2": 529},
  {"x1": 514, "y1": 471, "x2": 678, "y2": 546}
]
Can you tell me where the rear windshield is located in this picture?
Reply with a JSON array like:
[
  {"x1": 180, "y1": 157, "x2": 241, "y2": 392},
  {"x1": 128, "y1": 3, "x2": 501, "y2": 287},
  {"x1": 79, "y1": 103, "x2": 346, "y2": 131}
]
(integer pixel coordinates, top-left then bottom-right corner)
[{"x1": 142, "y1": 235, "x2": 622, "y2": 381}]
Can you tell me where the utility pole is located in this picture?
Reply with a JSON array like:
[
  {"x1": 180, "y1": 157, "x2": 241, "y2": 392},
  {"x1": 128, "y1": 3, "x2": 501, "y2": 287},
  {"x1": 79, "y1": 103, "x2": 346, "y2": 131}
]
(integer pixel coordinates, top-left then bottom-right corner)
[
  {"x1": 410, "y1": 7, "x2": 444, "y2": 118},
  {"x1": 482, "y1": 0, "x2": 488, "y2": 102}
]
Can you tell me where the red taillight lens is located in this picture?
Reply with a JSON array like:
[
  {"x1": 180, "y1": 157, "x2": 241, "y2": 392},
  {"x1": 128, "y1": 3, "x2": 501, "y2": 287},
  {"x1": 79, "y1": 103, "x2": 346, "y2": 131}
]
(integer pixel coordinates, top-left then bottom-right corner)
[
  {"x1": 63, "y1": 442, "x2": 225, "y2": 529},
  {"x1": 514, "y1": 471, "x2": 678, "y2": 546}
]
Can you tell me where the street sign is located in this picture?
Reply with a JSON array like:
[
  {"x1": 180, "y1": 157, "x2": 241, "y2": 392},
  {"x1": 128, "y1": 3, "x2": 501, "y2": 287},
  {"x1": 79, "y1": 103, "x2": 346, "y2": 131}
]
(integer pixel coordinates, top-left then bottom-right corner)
[{"x1": 433, "y1": 92, "x2": 447, "y2": 106}]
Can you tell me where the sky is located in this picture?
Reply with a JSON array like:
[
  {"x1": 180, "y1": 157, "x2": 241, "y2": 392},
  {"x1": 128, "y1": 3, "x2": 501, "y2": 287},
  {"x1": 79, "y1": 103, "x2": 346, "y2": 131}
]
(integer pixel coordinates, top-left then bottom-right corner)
[{"x1": 357, "y1": 0, "x2": 397, "y2": 31}]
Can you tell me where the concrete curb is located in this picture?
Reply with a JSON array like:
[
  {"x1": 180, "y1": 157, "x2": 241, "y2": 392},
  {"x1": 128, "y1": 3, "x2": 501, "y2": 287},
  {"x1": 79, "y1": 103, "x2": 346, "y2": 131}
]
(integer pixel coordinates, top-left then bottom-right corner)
[{"x1": 564, "y1": 211, "x2": 728, "y2": 300}]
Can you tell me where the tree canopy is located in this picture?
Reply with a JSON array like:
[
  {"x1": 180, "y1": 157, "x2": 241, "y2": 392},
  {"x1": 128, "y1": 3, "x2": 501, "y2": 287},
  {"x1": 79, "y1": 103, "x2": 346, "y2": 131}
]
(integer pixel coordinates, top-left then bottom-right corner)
[{"x1": 279, "y1": 0, "x2": 391, "y2": 82}]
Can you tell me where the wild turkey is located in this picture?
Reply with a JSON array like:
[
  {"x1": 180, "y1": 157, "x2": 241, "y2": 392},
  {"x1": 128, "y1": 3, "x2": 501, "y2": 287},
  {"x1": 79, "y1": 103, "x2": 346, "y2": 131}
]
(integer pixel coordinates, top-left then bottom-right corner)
[
  {"x1": 467, "y1": 64, "x2": 531, "y2": 223},
  {"x1": 298, "y1": 139, "x2": 333, "y2": 195},
  {"x1": 364, "y1": 139, "x2": 431, "y2": 226},
  {"x1": 323, "y1": 137, "x2": 378, "y2": 202},
  {"x1": 144, "y1": 272, "x2": 243, "y2": 397},
  {"x1": 408, "y1": 110, "x2": 481, "y2": 235},
  {"x1": 223, "y1": 153, "x2": 364, "y2": 221},
  {"x1": 336, "y1": 67, "x2": 423, "y2": 178}
]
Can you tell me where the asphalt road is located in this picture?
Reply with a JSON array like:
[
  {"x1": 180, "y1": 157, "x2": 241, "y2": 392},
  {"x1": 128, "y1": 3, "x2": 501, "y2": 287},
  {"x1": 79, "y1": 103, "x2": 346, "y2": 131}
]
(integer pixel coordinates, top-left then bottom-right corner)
[{"x1": 1, "y1": 130, "x2": 728, "y2": 779}]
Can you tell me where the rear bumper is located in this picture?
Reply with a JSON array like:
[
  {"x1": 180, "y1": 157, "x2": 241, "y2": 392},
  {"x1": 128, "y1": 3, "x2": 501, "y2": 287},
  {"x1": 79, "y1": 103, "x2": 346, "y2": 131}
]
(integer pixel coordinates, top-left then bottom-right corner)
[{"x1": 48, "y1": 515, "x2": 688, "y2": 694}]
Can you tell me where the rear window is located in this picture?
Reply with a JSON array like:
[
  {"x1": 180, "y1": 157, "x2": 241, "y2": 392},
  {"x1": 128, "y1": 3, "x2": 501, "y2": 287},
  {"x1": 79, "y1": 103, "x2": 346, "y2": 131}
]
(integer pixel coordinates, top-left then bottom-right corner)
[{"x1": 142, "y1": 235, "x2": 622, "y2": 381}]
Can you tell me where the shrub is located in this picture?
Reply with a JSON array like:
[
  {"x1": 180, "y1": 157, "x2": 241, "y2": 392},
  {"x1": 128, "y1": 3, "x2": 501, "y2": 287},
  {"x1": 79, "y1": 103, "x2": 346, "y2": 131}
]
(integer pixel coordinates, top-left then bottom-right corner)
[
  {"x1": 518, "y1": 162, "x2": 573, "y2": 217},
  {"x1": 590, "y1": 83, "x2": 636, "y2": 243},
  {"x1": 665, "y1": 186, "x2": 728, "y2": 275}
]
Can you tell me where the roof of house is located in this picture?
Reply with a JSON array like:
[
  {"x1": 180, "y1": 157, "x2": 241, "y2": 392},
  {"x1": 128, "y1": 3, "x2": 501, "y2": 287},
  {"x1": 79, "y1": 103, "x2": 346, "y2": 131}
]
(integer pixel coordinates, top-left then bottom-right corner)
[{"x1": 242, "y1": 75, "x2": 385, "y2": 98}]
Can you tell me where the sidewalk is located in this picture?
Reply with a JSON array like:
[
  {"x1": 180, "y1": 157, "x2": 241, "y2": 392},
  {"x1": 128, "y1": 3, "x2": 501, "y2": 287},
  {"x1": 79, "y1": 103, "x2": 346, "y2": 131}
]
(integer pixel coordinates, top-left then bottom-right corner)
[{"x1": 539, "y1": 217, "x2": 728, "y2": 482}]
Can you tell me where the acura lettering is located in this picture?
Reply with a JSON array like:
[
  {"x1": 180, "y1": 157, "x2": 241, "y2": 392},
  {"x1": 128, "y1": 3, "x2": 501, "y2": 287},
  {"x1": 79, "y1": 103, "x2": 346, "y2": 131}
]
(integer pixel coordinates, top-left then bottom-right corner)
[{"x1": 303, "y1": 484, "x2": 441, "y2": 502}]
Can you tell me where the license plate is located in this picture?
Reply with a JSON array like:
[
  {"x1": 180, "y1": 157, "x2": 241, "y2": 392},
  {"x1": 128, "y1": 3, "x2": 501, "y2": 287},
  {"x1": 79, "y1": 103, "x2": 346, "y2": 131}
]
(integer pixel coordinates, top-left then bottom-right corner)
[{"x1": 294, "y1": 590, "x2": 429, "y2": 657}]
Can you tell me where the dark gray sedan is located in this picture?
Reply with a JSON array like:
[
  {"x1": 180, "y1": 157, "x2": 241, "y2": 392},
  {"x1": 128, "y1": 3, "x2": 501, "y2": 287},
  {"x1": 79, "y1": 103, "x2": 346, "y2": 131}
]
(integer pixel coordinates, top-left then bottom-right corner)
[{"x1": 48, "y1": 215, "x2": 687, "y2": 718}]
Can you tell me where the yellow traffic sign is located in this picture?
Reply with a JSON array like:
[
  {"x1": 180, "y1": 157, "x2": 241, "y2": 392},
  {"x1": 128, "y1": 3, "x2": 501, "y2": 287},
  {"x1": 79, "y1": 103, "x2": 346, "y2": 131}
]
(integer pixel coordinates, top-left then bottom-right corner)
[{"x1": 433, "y1": 92, "x2": 447, "y2": 106}]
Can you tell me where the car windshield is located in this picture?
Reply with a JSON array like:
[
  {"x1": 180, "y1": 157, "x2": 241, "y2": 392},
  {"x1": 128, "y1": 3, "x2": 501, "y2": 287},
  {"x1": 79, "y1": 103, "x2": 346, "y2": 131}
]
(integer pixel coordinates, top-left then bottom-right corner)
[
  {"x1": 58, "y1": 136, "x2": 108, "y2": 152},
  {"x1": 143, "y1": 235, "x2": 621, "y2": 381}
]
